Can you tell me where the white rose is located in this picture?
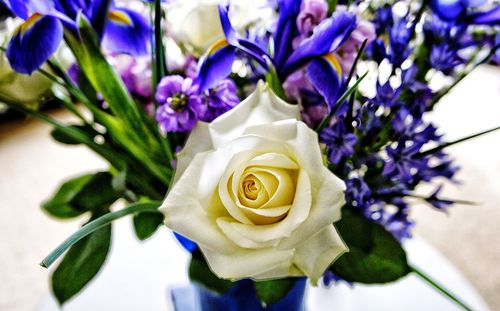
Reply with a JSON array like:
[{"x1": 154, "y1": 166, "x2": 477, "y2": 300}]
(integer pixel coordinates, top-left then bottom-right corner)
[
  {"x1": 165, "y1": 0, "x2": 271, "y2": 54},
  {"x1": 161, "y1": 82, "x2": 347, "y2": 284}
]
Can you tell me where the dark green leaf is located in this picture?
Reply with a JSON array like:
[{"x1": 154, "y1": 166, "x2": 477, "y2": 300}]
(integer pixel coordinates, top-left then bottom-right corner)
[
  {"x1": 189, "y1": 249, "x2": 233, "y2": 294},
  {"x1": 254, "y1": 278, "x2": 296, "y2": 306},
  {"x1": 51, "y1": 217, "x2": 111, "y2": 305},
  {"x1": 133, "y1": 210, "x2": 164, "y2": 240},
  {"x1": 42, "y1": 174, "x2": 94, "y2": 218},
  {"x1": 43, "y1": 172, "x2": 123, "y2": 219},
  {"x1": 330, "y1": 208, "x2": 411, "y2": 283},
  {"x1": 50, "y1": 125, "x2": 98, "y2": 145},
  {"x1": 69, "y1": 172, "x2": 122, "y2": 212}
]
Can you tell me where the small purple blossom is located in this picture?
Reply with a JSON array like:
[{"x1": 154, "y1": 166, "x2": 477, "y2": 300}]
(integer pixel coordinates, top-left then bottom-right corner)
[
  {"x1": 201, "y1": 79, "x2": 240, "y2": 122},
  {"x1": 155, "y1": 75, "x2": 205, "y2": 133},
  {"x1": 297, "y1": 0, "x2": 328, "y2": 36},
  {"x1": 320, "y1": 122, "x2": 358, "y2": 164}
]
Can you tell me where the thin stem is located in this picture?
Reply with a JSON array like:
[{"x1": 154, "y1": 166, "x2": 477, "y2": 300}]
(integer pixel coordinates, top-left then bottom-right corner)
[
  {"x1": 431, "y1": 43, "x2": 500, "y2": 107},
  {"x1": 316, "y1": 71, "x2": 368, "y2": 133},
  {"x1": 411, "y1": 265, "x2": 473, "y2": 310},
  {"x1": 418, "y1": 125, "x2": 500, "y2": 157},
  {"x1": 345, "y1": 39, "x2": 367, "y2": 87},
  {"x1": 40, "y1": 201, "x2": 161, "y2": 268}
]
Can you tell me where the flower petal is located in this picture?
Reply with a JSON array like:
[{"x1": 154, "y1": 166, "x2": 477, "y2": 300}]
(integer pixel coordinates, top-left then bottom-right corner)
[
  {"x1": 102, "y1": 8, "x2": 151, "y2": 56},
  {"x1": 273, "y1": 0, "x2": 302, "y2": 70},
  {"x1": 2, "y1": 0, "x2": 29, "y2": 19},
  {"x1": 216, "y1": 169, "x2": 311, "y2": 248},
  {"x1": 6, "y1": 14, "x2": 63, "y2": 74},
  {"x1": 208, "y1": 81, "x2": 300, "y2": 148},
  {"x1": 196, "y1": 39, "x2": 236, "y2": 92},
  {"x1": 307, "y1": 53, "x2": 342, "y2": 108},
  {"x1": 293, "y1": 225, "x2": 347, "y2": 285},
  {"x1": 243, "y1": 120, "x2": 324, "y2": 189},
  {"x1": 161, "y1": 152, "x2": 239, "y2": 255},
  {"x1": 282, "y1": 12, "x2": 356, "y2": 78},
  {"x1": 279, "y1": 167, "x2": 346, "y2": 249},
  {"x1": 468, "y1": 6, "x2": 500, "y2": 25},
  {"x1": 201, "y1": 245, "x2": 297, "y2": 280}
]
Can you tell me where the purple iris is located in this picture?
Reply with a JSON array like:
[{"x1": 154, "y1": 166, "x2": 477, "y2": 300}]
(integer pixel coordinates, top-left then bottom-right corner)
[
  {"x1": 155, "y1": 75, "x2": 205, "y2": 133},
  {"x1": 196, "y1": 0, "x2": 356, "y2": 109},
  {"x1": 1, "y1": 0, "x2": 150, "y2": 74}
]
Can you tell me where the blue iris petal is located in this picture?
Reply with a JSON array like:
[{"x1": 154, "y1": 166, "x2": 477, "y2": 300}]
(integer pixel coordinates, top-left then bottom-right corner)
[
  {"x1": 217, "y1": 5, "x2": 268, "y2": 67},
  {"x1": 2, "y1": 0, "x2": 29, "y2": 19},
  {"x1": 102, "y1": 8, "x2": 151, "y2": 56},
  {"x1": 281, "y1": 12, "x2": 356, "y2": 78},
  {"x1": 468, "y1": 6, "x2": 500, "y2": 24},
  {"x1": 196, "y1": 40, "x2": 236, "y2": 92},
  {"x1": 88, "y1": 0, "x2": 112, "y2": 38},
  {"x1": 6, "y1": 14, "x2": 63, "y2": 74},
  {"x1": 430, "y1": 0, "x2": 465, "y2": 20},
  {"x1": 273, "y1": 0, "x2": 302, "y2": 70},
  {"x1": 307, "y1": 54, "x2": 342, "y2": 109}
]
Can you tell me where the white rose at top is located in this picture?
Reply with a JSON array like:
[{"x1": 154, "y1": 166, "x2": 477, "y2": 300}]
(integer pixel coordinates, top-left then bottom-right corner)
[
  {"x1": 165, "y1": 0, "x2": 271, "y2": 54},
  {"x1": 161, "y1": 82, "x2": 348, "y2": 284}
]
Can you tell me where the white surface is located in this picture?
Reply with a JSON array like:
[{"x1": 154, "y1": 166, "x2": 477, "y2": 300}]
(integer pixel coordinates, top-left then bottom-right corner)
[{"x1": 37, "y1": 217, "x2": 489, "y2": 311}]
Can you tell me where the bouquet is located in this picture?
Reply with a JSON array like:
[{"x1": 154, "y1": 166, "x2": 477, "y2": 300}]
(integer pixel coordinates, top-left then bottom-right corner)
[{"x1": 1, "y1": 0, "x2": 499, "y2": 309}]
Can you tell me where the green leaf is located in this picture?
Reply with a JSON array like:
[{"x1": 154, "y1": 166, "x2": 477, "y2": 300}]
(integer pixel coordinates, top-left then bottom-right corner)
[
  {"x1": 330, "y1": 208, "x2": 411, "y2": 283},
  {"x1": 254, "y1": 278, "x2": 296, "y2": 306},
  {"x1": 133, "y1": 210, "x2": 164, "y2": 240},
  {"x1": 69, "y1": 172, "x2": 122, "y2": 212},
  {"x1": 51, "y1": 216, "x2": 111, "y2": 305},
  {"x1": 50, "y1": 125, "x2": 98, "y2": 145},
  {"x1": 189, "y1": 249, "x2": 233, "y2": 294},
  {"x1": 43, "y1": 172, "x2": 123, "y2": 218},
  {"x1": 42, "y1": 174, "x2": 94, "y2": 218}
]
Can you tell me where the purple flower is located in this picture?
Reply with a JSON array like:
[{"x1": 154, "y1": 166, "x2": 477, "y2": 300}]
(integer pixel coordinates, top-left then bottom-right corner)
[
  {"x1": 155, "y1": 75, "x2": 205, "y2": 133},
  {"x1": 201, "y1": 79, "x2": 240, "y2": 122},
  {"x1": 336, "y1": 18, "x2": 376, "y2": 73},
  {"x1": 296, "y1": 0, "x2": 328, "y2": 36},
  {"x1": 320, "y1": 122, "x2": 358, "y2": 164},
  {"x1": 430, "y1": 44, "x2": 465, "y2": 75}
]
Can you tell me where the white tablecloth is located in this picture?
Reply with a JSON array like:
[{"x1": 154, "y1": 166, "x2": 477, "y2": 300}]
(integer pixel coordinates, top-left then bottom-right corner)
[{"x1": 36, "y1": 217, "x2": 490, "y2": 311}]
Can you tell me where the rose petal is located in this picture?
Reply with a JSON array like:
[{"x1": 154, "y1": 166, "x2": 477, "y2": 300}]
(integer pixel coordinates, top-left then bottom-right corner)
[
  {"x1": 200, "y1": 245, "x2": 296, "y2": 280},
  {"x1": 174, "y1": 122, "x2": 214, "y2": 183},
  {"x1": 243, "y1": 120, "x2": 325, "y2": 189},
  {"x1": 216, "y1": 170, "x2": 312, "y2": 248},
  {"x1": 208, "y1": 81, "x2": 300, "y2": 148},
  {"x1": 293, "y1": 225, "x2": 347, "y2": 285},
  {"x1": 246, "y1": 152, "x2": 299, "y2": 169},
  {"x1": 279, "y1": 167, "x2": 346, "y2": 249},
  {"x1": 161, "y1": 153, "x2": 238, "y2": 254}
]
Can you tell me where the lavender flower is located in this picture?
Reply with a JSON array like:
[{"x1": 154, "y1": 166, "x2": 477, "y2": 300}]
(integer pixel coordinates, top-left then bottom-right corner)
[{"x1": 155, "y1": 75, "x2": 205, "y2": 133}]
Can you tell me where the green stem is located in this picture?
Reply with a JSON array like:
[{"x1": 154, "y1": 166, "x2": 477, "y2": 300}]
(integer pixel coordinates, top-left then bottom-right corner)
[
  {"x1": 418, "y1": 125, "x2": 500, "y2": 157},
  {"x1": 316, "y1": 71, "x2": 368, "y2": 133},
  {"x1": 40, "y1": 201, "x2": 161, "y2": 268},
  {"x1": 411, "y1": 265, "x2": 473, "y2": 310}
]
